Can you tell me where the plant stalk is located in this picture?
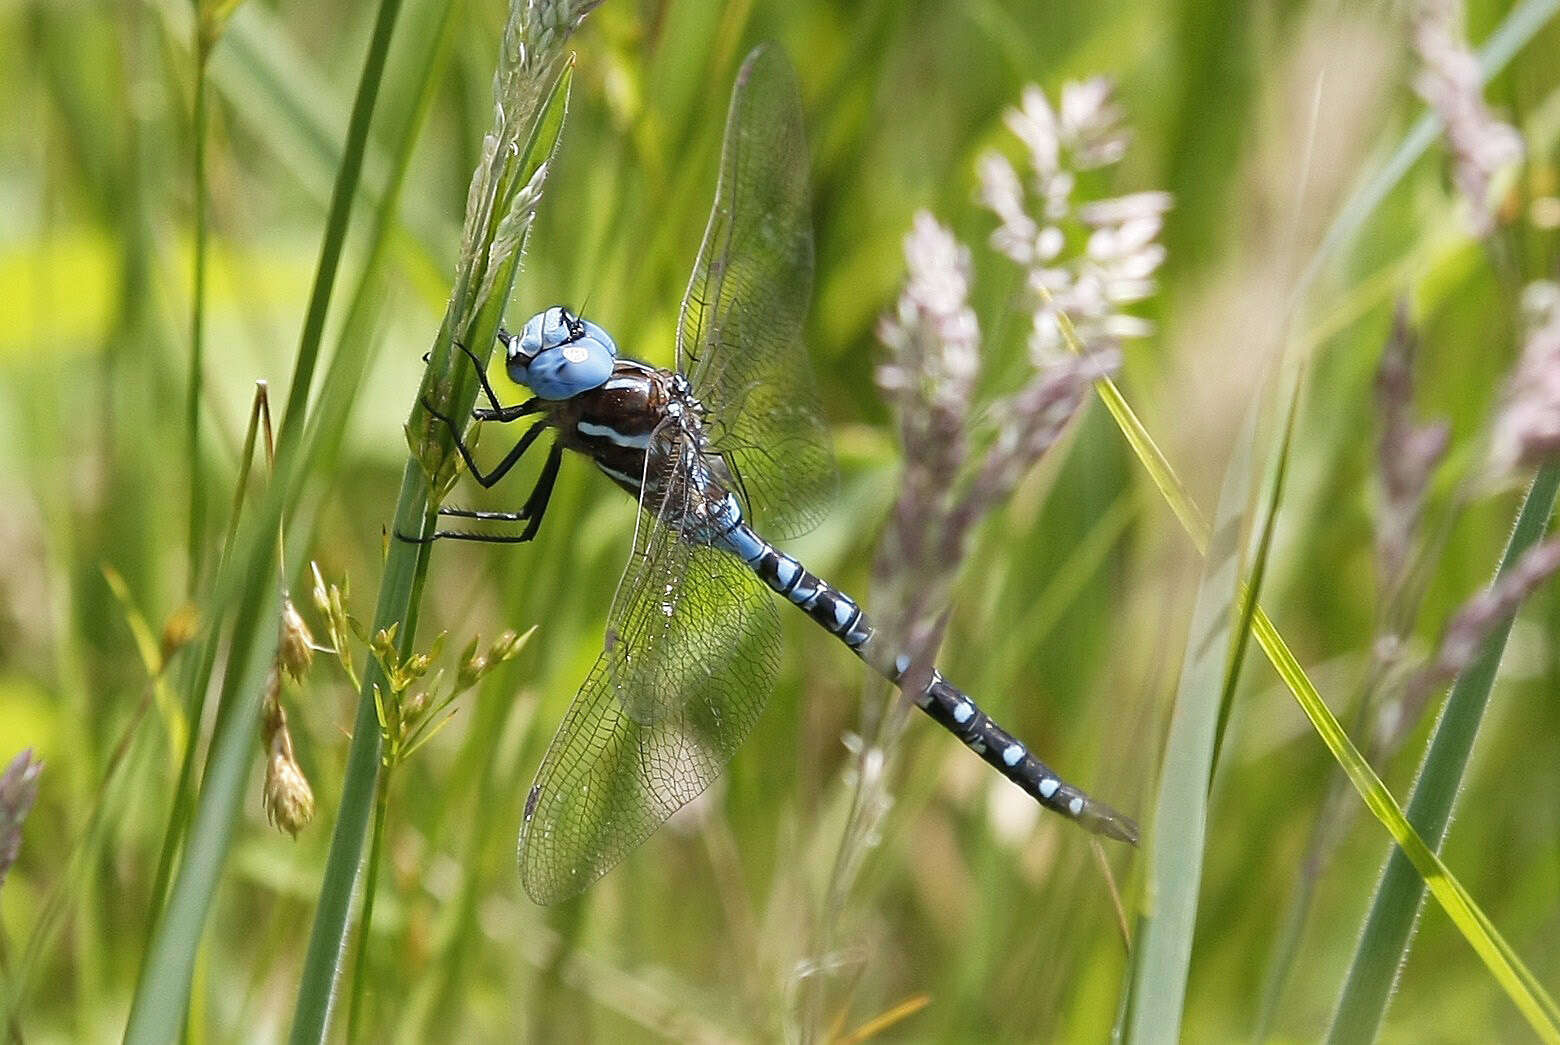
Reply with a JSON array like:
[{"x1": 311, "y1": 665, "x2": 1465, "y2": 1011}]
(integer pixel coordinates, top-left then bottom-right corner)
[
  {"x1": 187, "y1": 41, "x2": 210, "y2": 594},
  {"x1": 345, "y1": 758, "x2": 392, "y2": 1041},
  {"x1": 1330, "y1": 463, "x2": 1560, "y2": 1043}
]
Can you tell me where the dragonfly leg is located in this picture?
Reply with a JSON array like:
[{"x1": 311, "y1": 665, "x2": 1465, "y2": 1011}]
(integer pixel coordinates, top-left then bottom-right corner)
[
  {"x1": 425, "y1": 335, "x2": 535, "y2": 419},
  {"x1": 398, "y1": 439, "x2": 564, "y2": 546},
  {"x1": 515, "y1": 441, "x2": 563, "y2": 540},
  {"x1": 472, "y1": 398, "x2": 542, "y2": 424},
  {"x1": 449, "y1": 336, "x2": 511, "y2": 414},
  {"x1": 397, "y1": 527, "x2": 542, "y2": 545},
  {"x1": 432, "y1": 443, "x2": 562, "y2": 542},
  {"x1": 422, "y1": 398, "x2": 547, "y2": 489}
]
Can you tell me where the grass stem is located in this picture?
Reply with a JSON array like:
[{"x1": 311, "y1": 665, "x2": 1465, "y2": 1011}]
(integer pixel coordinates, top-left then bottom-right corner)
[{"x1": 1329, "y1": 464, "x2": 1560, "y2": 1043}]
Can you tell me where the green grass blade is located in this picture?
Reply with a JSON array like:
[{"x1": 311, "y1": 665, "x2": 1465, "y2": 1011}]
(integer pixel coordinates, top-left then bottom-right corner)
[
  {"x1": 1254, "y1": 596, "x2": 1560, "y2": 1043},
  {"x1": 287, "y1": 54, "x2": 575, "y2": 1045},
  {"x1": 1330, "y1": 464, "x2": 1560, "y2": 1044},
  {"x1": 1089, "y1": 358, "x2": 1560, "y2": 1039},
  {"x1": 274, "y1": 0, "x2": 406, "y2": 450},
  {"x1": 1094, "y1": 375, "x2": 1208, "y2": 546},
  {"x1": 295, "y1": 0, "x2": 463, "y2": 513},
  {"x1": 125, "y1": 526, "x2": 284, "y2": 1042},
  {"x1": 1211, "y1": 365, "x2": 1303, "y2": 776},
  {"x1": 1295, "y1": 0, "x2": 1560, "y2": 296},
  {"x1": 344, "y1": 699, "x2": 392, "y2": 1040},
  {"x1": 1121, "y1": 370, "x2": 1257, "y2": 1042},
  {"x1": 288, "y1": 468, "x2": 429, "y2": 1045},
  {"x1": 125, "y1": 0, "x2": 408, "y2": 1034},
  {"x1": 145, "y1": 619, "x2": 220, "y2": 927}
]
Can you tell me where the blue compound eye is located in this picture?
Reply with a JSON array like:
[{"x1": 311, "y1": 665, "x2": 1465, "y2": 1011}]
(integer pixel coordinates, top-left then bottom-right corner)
[
  {"x1": 506, "y1": 307, "x2": 620, "y2": 398},
  {"x1": 516, "y1": 336, "x2": 615, "y2": 399},
  {"x1": 577, "y1": 318, "x2": 618, "y2": 358},
  {"x1": 516, "y1": 307, "x2": 571, "y2": 357}
]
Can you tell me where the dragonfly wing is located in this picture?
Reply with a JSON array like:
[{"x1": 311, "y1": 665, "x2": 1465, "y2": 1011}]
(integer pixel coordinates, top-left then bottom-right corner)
[
  {"x1": 518, "y1": 426, "x2": 781, "y2": 904},
  {"x1": 678, "y1": 44, "x2": 835, "y2": 541}
]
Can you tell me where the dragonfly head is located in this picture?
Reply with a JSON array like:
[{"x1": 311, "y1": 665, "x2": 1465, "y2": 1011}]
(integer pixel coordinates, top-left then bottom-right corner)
[{"x1": 500, "y1": 306, "x2": 618, "y2": 400}]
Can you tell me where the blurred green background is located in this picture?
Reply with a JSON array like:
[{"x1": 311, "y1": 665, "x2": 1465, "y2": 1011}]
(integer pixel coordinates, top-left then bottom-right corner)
[{"x1": 3, "y1": 0, "x2": 1559, "y2": 1039}]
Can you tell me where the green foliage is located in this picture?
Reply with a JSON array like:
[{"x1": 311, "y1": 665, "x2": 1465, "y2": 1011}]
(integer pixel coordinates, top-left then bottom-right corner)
[{"x1": 4, "y1": 0, "x2": 1560, "y2": 1041}]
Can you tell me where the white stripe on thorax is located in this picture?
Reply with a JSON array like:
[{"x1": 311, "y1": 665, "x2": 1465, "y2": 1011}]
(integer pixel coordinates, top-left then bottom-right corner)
[{"x1": 577, "y1": 420, "x2": 651, "y2": 449}]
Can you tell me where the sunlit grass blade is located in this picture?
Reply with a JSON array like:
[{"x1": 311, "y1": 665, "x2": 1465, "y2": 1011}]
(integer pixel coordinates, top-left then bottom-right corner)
[
  {"x1": 1083, "y1": 344, "x2": 1560, "y2": 1038},
  {"x1": 1092, "y1": 371, "x2": 1208, "y2": 546},
  {"x1": 125, "y1": 0, "x2": 407, "y2": 1035},
  {"x1": 288, "y1": 48, "x2": 576, "y2": 1045},
  {"x1": 1296, "y1": 0, "x2": 1560, "y2": 295},
  {"x1": 1330, "y1": 464, "x2": 1560, "y2": 1044},
  {"x1": 1211, "y1": 364, "x2": 1303, "y2": 775},
  {"x1": 274, "y1": 0, "x2": 407, "y2": 449},
  {"x1": 1254, "y1": 600, "x2": 1560, "y2": 1041},
  {"x1": 1119, "y1": 352, "x2": 1258, "y2": 1042}
]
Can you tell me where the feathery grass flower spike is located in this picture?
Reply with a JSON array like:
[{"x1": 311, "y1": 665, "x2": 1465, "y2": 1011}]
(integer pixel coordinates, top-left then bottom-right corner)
[
  {"x1": 872, "y1": 208, "x2": 1124, "y2": 722},
  {"x1": 978, "y1": 78, "x2": 1169, "y2": 363},
  {"x1": 1374, "y1": 303, "x2": 1450, "y2": 598},
  {"x1": 876, "y1": 212, "x2": 980, "y2": 525},
  {"x1": 1489, "y1": 280, "x2": 1560, "y2": 479},
  {"x1": 1411, "y1": 0, "x2": 1524, "y2": 237},
  {"x1": 0, "y1": 749, "x2": 42, "y2": 889}
]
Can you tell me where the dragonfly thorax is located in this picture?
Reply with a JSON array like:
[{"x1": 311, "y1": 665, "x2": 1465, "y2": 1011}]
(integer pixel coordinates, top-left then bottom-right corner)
[{"x1": 662, "y1": 372, "x2": 708, "y2": 427}]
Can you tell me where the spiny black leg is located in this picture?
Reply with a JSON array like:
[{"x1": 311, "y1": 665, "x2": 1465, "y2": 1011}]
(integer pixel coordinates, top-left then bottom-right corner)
[
  {"x1": 471, "y1": 420, "x2": 547, "y2": 489},
  {"x1": 398, "y1": 527, "x2": 542, "y2": 545},
  {"x1": 436, "y1": 507, "x2": 534, "y2": 521},
  {"x1": 420, "y1": 442, "x2": 564, "y2": 545},
  {"x1": 515, "y1": 442, "x2": 563, "y2": 541},
  {"x1": 433, "y1": 443, "x2": 557, "y2": 522},
  {"x1": 473, "y1": 397, "x2": 543, "y2": 424},
  {"x1": 414, "y1": 533, "x2": 549, "y2": 549},
  {"x1": 423, "y1": 397, "x2": 546, "y2": 489},
  {"x1": 448, "y1": 337, "x2": 511, "y2": 414},
  {"x1": 394, "y1": 517, "x2": 537, "y2": 545}
]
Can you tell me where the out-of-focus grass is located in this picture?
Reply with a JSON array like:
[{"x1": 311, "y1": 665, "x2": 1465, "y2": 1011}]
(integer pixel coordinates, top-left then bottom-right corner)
[{"x1": 3, "y1": 0, "x2": 1559, "y2": 1040}]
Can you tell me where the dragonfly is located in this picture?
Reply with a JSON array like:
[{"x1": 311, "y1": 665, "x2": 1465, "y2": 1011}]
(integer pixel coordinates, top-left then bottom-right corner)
[{"x1": 413, "y1": 44, "x2": 1138, "y2": 904}]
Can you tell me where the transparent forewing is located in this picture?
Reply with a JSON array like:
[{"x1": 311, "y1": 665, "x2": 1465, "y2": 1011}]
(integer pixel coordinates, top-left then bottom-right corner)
[
  {"x1": 519, "y1": 426, "x2": 781, "y2": 904},
  {"x1": 678, "y1": 44, "x2": 835, "y2": 540}
]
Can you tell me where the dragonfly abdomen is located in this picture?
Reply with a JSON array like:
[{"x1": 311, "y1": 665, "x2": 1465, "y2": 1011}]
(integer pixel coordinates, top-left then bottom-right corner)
[
  {"x1": 718, "y1": 521, "x2": 1138, "y2": 845},
  {"x1": 719, "y1": 523, "x2": 872, "y2": 648},
  {"x1": 918, "y1": 672, "x2": 1139, "y2": 843}
]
